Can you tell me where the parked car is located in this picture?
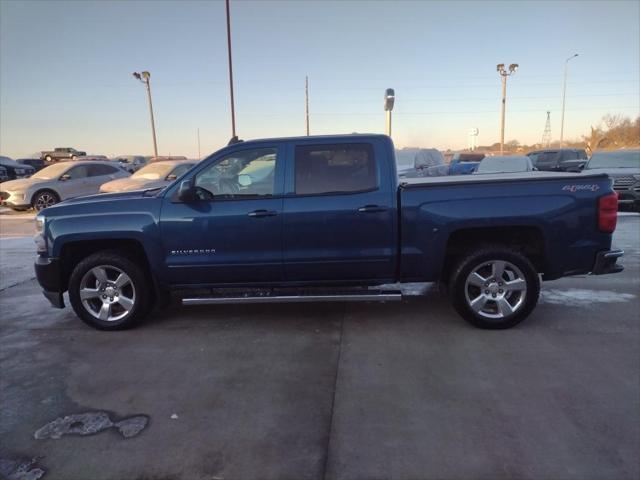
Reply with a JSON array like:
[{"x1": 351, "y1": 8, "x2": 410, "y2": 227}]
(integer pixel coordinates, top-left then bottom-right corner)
[
  {"x1": 0, "y1": 165, "x2": 8, "y2": 182},
  {"x1": 526, "y1": 148, "x2": 588, "y2": 172},
  {"x1": 100, "y1": 160, "x2": 196, "y2": 193},
  {"x1": 17, "y1": 158, "x2": 48, "y2": 172},
  {"x1": 448, "y1": 153, "x2": 486, "y2": 175},
  {"x1": 582, "y1": 149, "x2": 640, "y2": 211},
  {"x1": 0, "y1": 161, "x2": 129, "y2": 211},
  {"x1": 0, "y1": 156, "x2": 35, "y2": 180},
  {"x1": 474, "y1": 156, "x2": 536, "y2": 174},
  {"x1": 113, "y1": 155, "x2": 148, "y2": 173},
  {"x1": 40, "y1": 147, "x2": 87, "y2": 162},
  {"x1": 33, "y1": 134, "x2": 623, "y2": 331}
]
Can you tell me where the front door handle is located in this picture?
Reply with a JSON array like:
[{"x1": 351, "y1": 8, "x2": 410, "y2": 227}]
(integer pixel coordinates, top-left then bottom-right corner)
[
  {"x1": 357, "y1": 205, "x2": 387, "y2": 213},
  {"x1": 248, "y1": 209, "x2": 278, "y2": 218}
]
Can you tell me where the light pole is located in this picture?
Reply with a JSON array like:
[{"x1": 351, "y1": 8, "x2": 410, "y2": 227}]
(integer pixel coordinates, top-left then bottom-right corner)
[
  {"x1": 496, "y1": 63, "x2": 518, "y2": 155},
  {"x1": 384, "y1": 88, "x2": 395, "y2": 137},
  {"x1": 560, "y1": 53, "x2": 578, "y2": 147},
  {"x1": 305, "y1": 76, "x2": 310, "y2": 136},
  {"x1": 132, "y1": 71, "x2": 158, "y2": 158},
  {"x1": 225, "y1": 0, "x2": 237, "y2": 141}
]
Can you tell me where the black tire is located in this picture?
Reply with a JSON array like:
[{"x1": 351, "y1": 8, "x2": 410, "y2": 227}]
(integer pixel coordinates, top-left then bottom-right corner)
[
  {"x1": 448, "y1": 246, "x2": 540, "y2": 329},
  {"x1": 32, "y1": 189, "x2": 60, "y2": 211},
  {"x1": 68, "y1": 251, "x2": 151, "y2": 330}
]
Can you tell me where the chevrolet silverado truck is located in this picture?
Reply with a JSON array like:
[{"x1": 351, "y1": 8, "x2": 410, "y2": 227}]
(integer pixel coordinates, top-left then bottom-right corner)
[
  {"x1": 40, "y1": 147, "x2": 87, "y2": 162},
  {"x1": 34, "y1": 134, "x2": 624, "y2": 331}
]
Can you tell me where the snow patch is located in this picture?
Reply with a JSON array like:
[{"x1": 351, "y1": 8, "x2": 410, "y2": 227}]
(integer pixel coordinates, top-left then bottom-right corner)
[{"x1": 541, "y1": 288, "x2": 636, "y2": 306}]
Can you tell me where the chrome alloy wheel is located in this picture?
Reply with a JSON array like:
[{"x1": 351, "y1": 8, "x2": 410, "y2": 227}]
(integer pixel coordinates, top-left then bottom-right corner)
[
  {"x1": 464, "y1": 260, "x2": 527, "y2": 319},
  {"x1": 79, "y1": 265, "x2": 136, "y2": 322},
  {"x1": 35, "y1": 193, "x2": 57, "y2": 210}
]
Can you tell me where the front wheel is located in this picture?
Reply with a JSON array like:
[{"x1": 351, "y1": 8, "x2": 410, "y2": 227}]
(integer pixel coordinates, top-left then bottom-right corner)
[
  {"x1": 68, "y1": 251, "x2": 151, "y2": 330},
  {"x1": 448, "y1": 246, "x2": 540, "y2": 329},
  {"x1": 33, "y1": 190, "x2": 59, "y2": 211}
]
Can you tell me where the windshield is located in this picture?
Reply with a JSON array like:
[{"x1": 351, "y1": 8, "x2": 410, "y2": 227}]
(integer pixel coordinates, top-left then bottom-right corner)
[
  {"x1": 132, "y1": 162, "x2": 174, "y2": 180},
  {"x1": 32, "y1": 162, "x2": 71, "y2": 179},
  {"x1": 586, "y1": 150, "x2": 640, "y2": 169}
]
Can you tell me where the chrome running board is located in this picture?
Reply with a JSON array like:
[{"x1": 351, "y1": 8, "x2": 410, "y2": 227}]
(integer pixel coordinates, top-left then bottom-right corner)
[{"x1": 182, "y1": 291, "x2": 402, "y2": 305}]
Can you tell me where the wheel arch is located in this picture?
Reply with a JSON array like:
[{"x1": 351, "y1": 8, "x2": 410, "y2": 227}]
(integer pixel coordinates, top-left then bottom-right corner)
[
  {"x1": 441, "y1": 225, "x2": 546, "y2": 280},
  {"x1": 59, "y1": 239, "x2": 157, "y2": 297},
  {"x1": 30, "y1": 187, "x2": 60, "y2": 207}
]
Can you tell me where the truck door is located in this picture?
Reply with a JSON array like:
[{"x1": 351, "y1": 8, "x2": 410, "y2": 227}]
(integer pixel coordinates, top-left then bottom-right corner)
[
  {"x1": 282, "y1": 141, "x2": 396, "y2": 282},
  {"x1": 160, "y1": 145, "x2": 285, "y2": 285}
]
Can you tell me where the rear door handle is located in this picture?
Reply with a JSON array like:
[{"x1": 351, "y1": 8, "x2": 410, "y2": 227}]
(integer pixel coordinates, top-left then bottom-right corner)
[
  {"x1": 357, "y1": 205, "x2": 387, "y2": 213},
  {"x1": 248, "y1": 209, "x2": 278, "y2": 218}
]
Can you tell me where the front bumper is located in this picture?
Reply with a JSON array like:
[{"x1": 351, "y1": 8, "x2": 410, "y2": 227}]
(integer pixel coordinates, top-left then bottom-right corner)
[
  {"x1": 592, "y1": 249, "x2": 624, "y2": 275},
  {"x1": 35, "y1": 256, "x2": 65, "y2": 308},
  {"x1": 0, "y1": 190, "x2": 30, "y2": 208}
]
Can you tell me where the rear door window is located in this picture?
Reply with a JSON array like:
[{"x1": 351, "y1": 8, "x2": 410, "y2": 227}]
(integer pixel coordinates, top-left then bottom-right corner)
[
  {"x1": 294, "y1": 143, "x2": 377, "y2": 195},
  {"x1": 88, "y1": 164, "x2": 118, "y2": 177}
]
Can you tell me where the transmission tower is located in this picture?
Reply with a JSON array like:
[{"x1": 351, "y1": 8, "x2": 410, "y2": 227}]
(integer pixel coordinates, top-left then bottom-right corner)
[{"x1": 542, "y1": 111, "x2": 552, "y2": 147}]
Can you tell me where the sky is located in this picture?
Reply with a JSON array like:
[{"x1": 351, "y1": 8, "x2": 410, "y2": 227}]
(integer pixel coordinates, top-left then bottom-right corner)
[{"x1": 1, "y1": 0, "x2": 639, "y2": 158}]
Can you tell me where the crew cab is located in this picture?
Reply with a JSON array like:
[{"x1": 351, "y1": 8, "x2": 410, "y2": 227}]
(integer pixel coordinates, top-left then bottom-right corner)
[
  {"x1": 40, "y1": 147, "x2": 87, "y2": 162},
  {"x1": 34, "y1": 134, "x2": 623, "y2": 331}
]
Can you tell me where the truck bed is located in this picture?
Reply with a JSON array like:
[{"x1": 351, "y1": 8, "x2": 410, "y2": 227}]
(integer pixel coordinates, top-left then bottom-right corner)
[
  {"x1": 400, "y1": 171, "x2": 607, "y2": 188},
  {"x1": 398, "y1": 170, "x2": 614, "y2": 282}
]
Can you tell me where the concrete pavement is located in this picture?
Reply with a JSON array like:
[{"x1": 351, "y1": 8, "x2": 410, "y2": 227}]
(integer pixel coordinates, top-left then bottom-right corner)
[{"x1": 0, "y1": 215, "x2": 638, "y2": 480}]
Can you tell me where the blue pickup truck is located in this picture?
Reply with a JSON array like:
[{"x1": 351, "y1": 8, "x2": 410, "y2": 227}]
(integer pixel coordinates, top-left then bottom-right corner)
[{"x1": 34, "y1": 134, "x2": 623, "y2": 331}]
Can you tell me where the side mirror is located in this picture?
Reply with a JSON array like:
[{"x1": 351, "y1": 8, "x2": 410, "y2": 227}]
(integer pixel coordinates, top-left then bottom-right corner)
[
  {"x1": 177, "y1": 179, "x2": 195, "y2": 202},
  {"x1": 238, "y1": 174, "x2": 252, "y2": 187},
  {"x1": 60, "y1": 174, "x2": 71, "y2": 181}
]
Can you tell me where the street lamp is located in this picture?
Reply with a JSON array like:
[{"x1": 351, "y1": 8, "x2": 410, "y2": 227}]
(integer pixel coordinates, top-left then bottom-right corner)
[
  {"x1": 384, "y1": 88, "x2": 395, "y2": 137},
  {"x1": 560, "y1": 53, "x2": 578, "y2": 147},
  {"x1": 132, "y1": 71, "x2": 158, "y2": 157},
  {"x1": 497, "y1": 63, "x2": 518, "y2": 155},
  {"x1": 225, "y1": 0, "x2": 237, "y2": 142}
]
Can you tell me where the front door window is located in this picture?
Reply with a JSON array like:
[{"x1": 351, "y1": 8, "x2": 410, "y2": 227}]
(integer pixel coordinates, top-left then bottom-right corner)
[{"x1": 195, "y1": 148, "x2": 277, "y2": 199}]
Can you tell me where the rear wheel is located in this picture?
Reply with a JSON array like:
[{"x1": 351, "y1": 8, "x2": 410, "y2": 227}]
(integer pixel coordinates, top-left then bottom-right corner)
[
  {"x1": 33, "y1": 190, "x2": 59, "y2": 211},
  {"x1": 449, "y1": 246, "x2": 540, "y2": 329},
  {"x1": 68, "y1": 251, "x2": 151, "y2": 330}
]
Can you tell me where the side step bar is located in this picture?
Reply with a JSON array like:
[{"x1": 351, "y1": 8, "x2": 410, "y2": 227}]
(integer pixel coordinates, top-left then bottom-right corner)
[{"x1": 182, "y1": 291, "x2": 402, "y2": 305}]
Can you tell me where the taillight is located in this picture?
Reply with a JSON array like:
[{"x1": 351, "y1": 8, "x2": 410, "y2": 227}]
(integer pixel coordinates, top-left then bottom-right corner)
[{"x1": 598, "y1": 192, "x2": 618, "y2": 233}]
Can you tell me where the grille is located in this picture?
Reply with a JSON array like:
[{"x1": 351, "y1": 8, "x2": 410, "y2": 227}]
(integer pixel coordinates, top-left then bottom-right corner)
[{"x1": 613, "y1": 176, "x2": 636, "y2": 188}]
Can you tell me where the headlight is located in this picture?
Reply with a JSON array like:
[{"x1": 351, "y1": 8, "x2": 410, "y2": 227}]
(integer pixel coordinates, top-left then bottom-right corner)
[
  {"x1": 34, "y1": 215, "x2": 47, "y2": 254},
  {"x1": 9, "y1": 191, "x2": 25, "y2": 201},
  {"x1": 35, "y1": 214, "x2": 45, "y2": 233},
  {"x1": 633, "y1": 174, "x2": 640, "y2": 181}
]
